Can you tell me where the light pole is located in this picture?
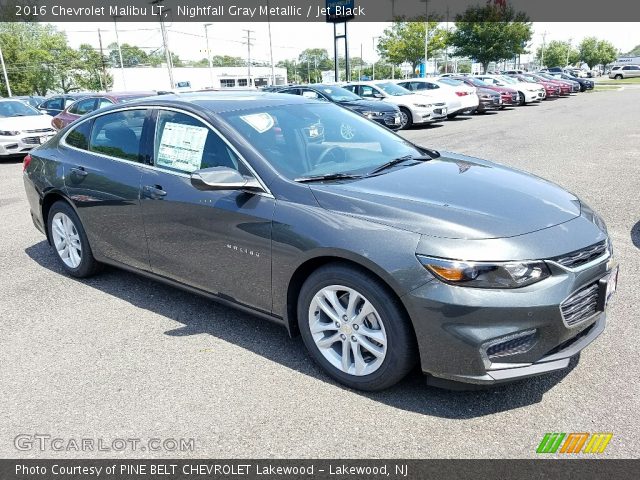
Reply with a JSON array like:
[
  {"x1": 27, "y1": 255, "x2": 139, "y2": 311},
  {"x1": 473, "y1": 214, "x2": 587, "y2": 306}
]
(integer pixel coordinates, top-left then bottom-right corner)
[
  {"x1": 0, "y1": 42, "x2": 11, "y2": 97},
  {"x1": 420, "y1": 0, "x2": 429, "y2": 77},
  {"x1": 204, "y1": 23, "x2": 214, "y2": 87},
  {"x1": 113, "y1": 15, "x2": 126, "y2": 90},
  {"x1": 267, "y1": 0, "x2": 275, "y2": 86},
  {"x1": 151, "y1": 0, "x2": 174, "y2": 89}
]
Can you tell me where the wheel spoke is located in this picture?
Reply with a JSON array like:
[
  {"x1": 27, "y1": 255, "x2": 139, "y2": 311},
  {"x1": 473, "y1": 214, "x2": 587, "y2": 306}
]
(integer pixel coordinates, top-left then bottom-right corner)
[
  {"x1": 309, "y1": 319, "x2": 338, "y2": 335},
  {"x1": 346, "y1": 290, "x2": 363, "y2": 319},
  {"x1": 341, "y1": 339, "x2": 351, "y2": 372},
  {"x1": 358, "y1": 326, "x2": 387, "y2": 346},
  {"x1": 52, "y1": 220, "x2": 65, "y2": 239},
  {"x1": 314, "y1": 295, "x2": 341, "y2": 323},
  {"x1": 354, "y1": 300, "x2": 375, "y2": 324},
  {"x1": 316, "y1": 332, "x2": 341, "y2": 349},
  {"x1": 357, "y1": 335, "x2": 385, "y2": 358},
  {"x1": 351, "y1": 342, "x2": 367, "y2": 375},
  {"x1": 321, "y1": 288, "x2": 345, "y2": 317}
]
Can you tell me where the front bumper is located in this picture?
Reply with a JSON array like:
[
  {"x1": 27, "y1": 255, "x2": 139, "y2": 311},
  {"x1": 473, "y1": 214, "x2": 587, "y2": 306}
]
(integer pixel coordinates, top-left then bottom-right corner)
[
  {"x1": 402, "y1": 234, "x2": 615, "y2": 386},
  {"x1": 478, "y1": 97, "x2": 502, "y2": 110},
  {"x1": 0, "y1": 131, "x2": 54, "y2": 156}
]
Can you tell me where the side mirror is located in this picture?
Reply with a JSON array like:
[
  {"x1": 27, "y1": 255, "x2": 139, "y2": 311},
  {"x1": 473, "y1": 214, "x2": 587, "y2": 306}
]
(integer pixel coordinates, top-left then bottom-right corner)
[
  {"x1": 373, "y1": 92, "x2": 385, "y2": 99},
  {"x1": 190, "y1": 166, "x2": 264, "y2": 192}
]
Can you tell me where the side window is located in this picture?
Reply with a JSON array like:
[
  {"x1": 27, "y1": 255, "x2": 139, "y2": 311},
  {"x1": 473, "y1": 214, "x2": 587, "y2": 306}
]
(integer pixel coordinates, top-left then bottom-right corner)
[
  {"x1": 343, "y1": 85, "x2": 357, "y2": 94},
  {"x1": 301, "y1": 89, "x2": 327, "y2": 101},
  {"x1": 64, "y1": 98, "x2": 77, "y2": 108},
  {"x1": 153, "y1": 110, "x2": 246, "y2": 174},
  {"x1": 360, "y1": 86, "x2": 375, "y2": 98},
  {"x1": 622, "y1": 66, "x2": 630, "y2": 70},
  {"x1": 415, "y1": 82, "x2": 428, "y2": 90},
  {"x1": 46, "y1": 97, "x2": 63, "y2": 111},
  {"x1": 65, "y1": 120, "x2": 92, "y2": 150},
  {"x1": 89, "y1": 110, "x2": 146, "y2": 162},
  {"x1": 69, "y1": 98, "x2": 96, "y2": 115},
  {"x1": 97, "y1": 98, "x2": 114, "y2": 109}
]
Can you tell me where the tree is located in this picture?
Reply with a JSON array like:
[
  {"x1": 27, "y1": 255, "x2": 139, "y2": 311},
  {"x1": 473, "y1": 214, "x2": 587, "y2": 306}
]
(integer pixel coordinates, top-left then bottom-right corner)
[
  {"x1": 449, "y1": 3, "x2": 532, "y2": 74},
  {"x1": 297, "y1": 48, "x2": 333, "y2": 83},
  {"x1": 74, "y1": 44, "x2": 112, "y2": 91},
  {"x1": 579, "y1": 37, "x2": 619, "y2": 69},
  {"x1": 108, "y1": 43, "x2": 148, "y2": 67},
  {"x1": 624, "y1": 44, "x2": 640, "y2": 56},
  {"x1": 537, "y1": 40, "x2": 579, "y2": 68},
  {"x1": 377, "y1": 21, "x2": 446, "y2": 72}
]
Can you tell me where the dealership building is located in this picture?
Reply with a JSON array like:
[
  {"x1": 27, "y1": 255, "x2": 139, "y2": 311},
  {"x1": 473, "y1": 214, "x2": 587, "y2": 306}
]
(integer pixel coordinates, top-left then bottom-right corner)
[{"x1": 108, "y1": 66, "x2": 288, "y2": 91}]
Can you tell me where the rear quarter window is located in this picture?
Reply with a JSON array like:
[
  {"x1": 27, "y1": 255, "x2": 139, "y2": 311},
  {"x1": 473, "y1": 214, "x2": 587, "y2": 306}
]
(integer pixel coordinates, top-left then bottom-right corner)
[{"x1": 66, "y1": 120, "x2": 92, "y2": 150}]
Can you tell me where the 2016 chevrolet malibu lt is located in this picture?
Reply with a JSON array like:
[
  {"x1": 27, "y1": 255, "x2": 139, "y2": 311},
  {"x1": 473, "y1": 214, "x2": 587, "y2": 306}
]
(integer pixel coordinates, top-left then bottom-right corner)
[{"x1": 23, "y1": 92, "x2": 618, "y2": 391}]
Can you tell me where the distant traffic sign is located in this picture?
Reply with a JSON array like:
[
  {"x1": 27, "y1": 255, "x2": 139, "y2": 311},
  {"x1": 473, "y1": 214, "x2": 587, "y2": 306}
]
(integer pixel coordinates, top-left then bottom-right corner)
[{"x1": 326, "y1": 0, "x2": 355, "y2": 23}]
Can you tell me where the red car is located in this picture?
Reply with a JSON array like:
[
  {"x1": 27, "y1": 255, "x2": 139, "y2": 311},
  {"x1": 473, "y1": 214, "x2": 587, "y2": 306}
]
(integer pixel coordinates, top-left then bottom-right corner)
[
  {"x1": 526, "y1": 74, "x2": 572, "y2": 96},
  {"x1": 455, "y1": 76, "x2": 519, "y2": 107},
  {"x1": 51, "y1": 92, "x2": 157, "y2": 130},
  {"x1": 510, "y1": 74, "x2": 562, "y2": 98}
]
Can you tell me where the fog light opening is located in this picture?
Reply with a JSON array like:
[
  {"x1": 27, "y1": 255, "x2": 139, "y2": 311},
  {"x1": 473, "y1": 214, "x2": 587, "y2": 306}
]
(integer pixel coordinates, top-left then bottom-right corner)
[{"x1": 482, "y1": 329, "x2": 538, "y2": 367}]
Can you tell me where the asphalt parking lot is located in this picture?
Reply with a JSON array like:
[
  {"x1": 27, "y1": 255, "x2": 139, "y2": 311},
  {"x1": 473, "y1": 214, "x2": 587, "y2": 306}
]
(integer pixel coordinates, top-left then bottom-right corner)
[{"x1": 1, "y1": 87, "x2": 639, "y2": 459}]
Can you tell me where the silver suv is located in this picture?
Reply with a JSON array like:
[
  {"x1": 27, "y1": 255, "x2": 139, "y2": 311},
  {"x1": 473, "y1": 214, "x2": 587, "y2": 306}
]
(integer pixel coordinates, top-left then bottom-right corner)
[{"x1": 609, "y1": 65, "x2": 640, "y2": 79}]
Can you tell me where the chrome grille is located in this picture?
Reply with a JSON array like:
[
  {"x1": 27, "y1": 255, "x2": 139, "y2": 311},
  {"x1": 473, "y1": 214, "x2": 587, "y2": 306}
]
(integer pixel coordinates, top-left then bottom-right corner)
[
  {"x1": 561, "y1": 282, "x2": 599, "y2": 327},
  {"x1": 553, "y1": 240, "x2": 608, "y2": 269},
  {"x1": 23, "y1": 128, "x2": 55, "y2": 134},
  {"x1": 22, "y1": 136, "x2": 42, "y2": 145}
]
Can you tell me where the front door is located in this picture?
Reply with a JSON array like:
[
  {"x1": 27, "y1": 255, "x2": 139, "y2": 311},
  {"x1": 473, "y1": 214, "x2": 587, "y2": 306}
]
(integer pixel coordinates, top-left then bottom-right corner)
[{"x1": 140, "y1": 108, "x2": 275, "y2": 313}]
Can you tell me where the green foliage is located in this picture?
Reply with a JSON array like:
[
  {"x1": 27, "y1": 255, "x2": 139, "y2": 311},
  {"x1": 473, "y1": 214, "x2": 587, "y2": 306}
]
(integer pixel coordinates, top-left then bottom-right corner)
[
  {"x1": 449, "y1": 4, "x2": 532, "y2": 73},
  {"x1": 377, "y1": 21, "x2": 445, "y2": 70},
  {"x1": 623, "y1": 44, "x2": 640, "y2": 56},
  {"x1": 578, "y1": 37, "x2": 619, "y2": 69},
  {"x1": 537, "y1": 40, "x2": 580, "y2": 68}
]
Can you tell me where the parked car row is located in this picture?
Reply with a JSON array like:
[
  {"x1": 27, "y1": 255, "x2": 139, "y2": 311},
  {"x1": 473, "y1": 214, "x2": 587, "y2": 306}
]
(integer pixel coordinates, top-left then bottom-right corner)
[{"x1": 264, "y1": 70, "x2": 592, "y2": 131}]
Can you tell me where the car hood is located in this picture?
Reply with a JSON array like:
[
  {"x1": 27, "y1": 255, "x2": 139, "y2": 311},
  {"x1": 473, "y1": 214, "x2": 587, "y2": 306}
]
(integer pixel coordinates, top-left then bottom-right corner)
[
  {"x1": 309, "y1": 152, "x2": 581, "y2": 240},
  {"x1": 338, "y1": 99, "x2": 398, "y2": 113},
  {"x1": 483, "y1": 86, "x2": 516, "y2": 95},
  {"x1": 0, "y1": 114, "x2": 53, "y2": 131}
]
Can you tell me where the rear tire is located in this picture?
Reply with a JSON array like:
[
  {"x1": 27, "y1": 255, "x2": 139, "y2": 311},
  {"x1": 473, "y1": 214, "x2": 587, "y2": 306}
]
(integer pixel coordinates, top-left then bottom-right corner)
[
  {"x1": 447, "y1": 112, "x2": 459, "y2": 119},
  {"x1": 47, "y1": 201, "x2": 101, "y2": 278},
  {"x1": 297, "y1": 264, "x2": 417, "y2": 391}
]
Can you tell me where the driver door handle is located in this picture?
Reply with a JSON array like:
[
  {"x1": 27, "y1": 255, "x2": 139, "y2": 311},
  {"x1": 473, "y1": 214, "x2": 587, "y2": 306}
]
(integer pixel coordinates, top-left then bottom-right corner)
[
  {"x1": 142, "y1": 185, "x2": 167, "y2": 200},
  {"x1": 70, "y1": 166, "x2": 88, "y2": 177}
]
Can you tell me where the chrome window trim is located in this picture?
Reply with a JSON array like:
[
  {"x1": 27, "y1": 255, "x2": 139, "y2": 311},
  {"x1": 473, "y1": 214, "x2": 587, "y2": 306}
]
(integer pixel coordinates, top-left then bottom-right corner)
[{"x1": 59, "y1": 105, "x2": 274, "y2": 198}]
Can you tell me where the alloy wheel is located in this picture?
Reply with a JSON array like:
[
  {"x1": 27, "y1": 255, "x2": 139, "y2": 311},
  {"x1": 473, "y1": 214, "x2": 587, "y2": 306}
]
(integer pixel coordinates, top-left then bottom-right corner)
[
  {"x1": 308, "y1": 285, "x2": 387, "y2": 376},
  {"x1": 51, "y1": 212, "x2": 82, "y2": 269}
]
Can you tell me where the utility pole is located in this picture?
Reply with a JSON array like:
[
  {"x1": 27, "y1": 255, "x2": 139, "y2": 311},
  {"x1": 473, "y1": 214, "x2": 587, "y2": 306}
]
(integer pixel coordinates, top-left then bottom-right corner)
[
  {"x1": 372, "y1": 36, "x2": 379, "y2": 80},
  {"x1": 566, "y1": 38, "x2": 572, "y2": 67},
  {"x1": 0, "y1": 41, "x2": 11, "y2": 97},
  {"x1": 113, "y1": 15, "x2": 126, "y2": 90},
  {"x1": 421, "y1": 0, "x2": 429, "y2": 77},
  {"x1": 242, "y1": 29, "x2": 255, "y2": 86},
  {"x1": 97, "y1": 28, "x2": 108, "y2": 91},
  {"x1": 204, "y1": 23, "x2": 214, "y2": 87},
  {"x1": 307, "y1": 57, "x2": 310, "y2": 83},
  {"x1": 314, "y1": 55, "x2": 318, "y2": 83},
  {"x1": 359, "y1": 43, "x2": 363, "y2": 81},
  {"x1": 444, "y1": 7, "x2": 449, "y2": 73},
  {"x1": 151, "y1": 0, "x2": 174, "y2": 89}
]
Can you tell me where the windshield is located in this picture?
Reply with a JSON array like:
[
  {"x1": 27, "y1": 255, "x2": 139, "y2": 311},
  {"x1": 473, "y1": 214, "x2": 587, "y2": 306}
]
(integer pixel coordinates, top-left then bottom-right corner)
[
  {"x1": 438, "y1": 78, "x2": 463, "y2": 87},
  {"x1": 220, "y1": 103, "x2": 423, "y2": 180},
  {"x1": 375, "y1": 82, "x2": 411, "y2": 96},
  {"x1": 462, "y1": 77, "x2": 488, "y2": 87},
  {"x1": 314, "y1": 85, "x2": 361, "y2": 102},
  {"x1": 498, "y1": 76, "x2": 517, "y2": 84},
  {"x1": 0, "y1": 101, "x2": 41, "y2": 117}
]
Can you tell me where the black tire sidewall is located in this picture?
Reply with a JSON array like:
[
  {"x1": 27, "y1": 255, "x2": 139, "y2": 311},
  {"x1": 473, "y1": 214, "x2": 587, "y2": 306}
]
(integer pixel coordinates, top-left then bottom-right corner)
[
  {"x1": 297, "y1": 265, "x2": 416, "y2": 391},
  {"x1": 399, "y1": 107, "x2": 412, "y2": 129},
  {"x1": 47, "y1": 201, "x2": 98, "y2": 278}
]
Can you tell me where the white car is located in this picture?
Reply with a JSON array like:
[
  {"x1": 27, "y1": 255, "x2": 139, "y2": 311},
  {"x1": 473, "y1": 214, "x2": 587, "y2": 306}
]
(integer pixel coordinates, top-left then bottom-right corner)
[
  {"x1": 475, "y1": 75, "x2": 544, "y2": 105},
  {"x1": 0, "y1": 100, "x2": 55, "y2": 157},
  {"x1": 395, "y1": 78, "x2": 479, "y2": 118},
  {"x1": 343, "y1": 81, "x2": 447, "y2": 129}
]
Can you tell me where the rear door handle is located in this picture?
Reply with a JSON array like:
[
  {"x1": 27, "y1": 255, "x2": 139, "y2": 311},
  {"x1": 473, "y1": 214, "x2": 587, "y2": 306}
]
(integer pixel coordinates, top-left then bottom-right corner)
[
  {"x1": 70, "y1": 166, "x2": 88, "y2": 177},
  {"x1": 143, "y1": 184, "x2": 167, "y2": 200}
]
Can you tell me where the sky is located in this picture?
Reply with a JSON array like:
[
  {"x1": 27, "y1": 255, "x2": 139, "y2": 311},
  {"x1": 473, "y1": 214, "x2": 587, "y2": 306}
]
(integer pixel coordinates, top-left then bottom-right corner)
[{"x1": 53, "y1": 22, "x2": 640, "y2": 65}]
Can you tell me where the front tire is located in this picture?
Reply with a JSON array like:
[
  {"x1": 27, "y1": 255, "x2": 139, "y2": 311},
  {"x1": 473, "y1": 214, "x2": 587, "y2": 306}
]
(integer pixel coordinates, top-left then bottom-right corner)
[
  {"x1": 447, "y1": 112, "x2": 459, "y2": 119},
  {"x1": 518, "y1": 92, "x2": 526, "y2": 106},
  {"x1": 47, "y1": 201, "x2": 101, "y2": 278},
  {"x1": 399, "y1": 107, "x2": 412, "y2": 129},
  {"x1": 297, "y1": 264, "x2": 417, "y2": 391},
  {"x1": 614, "y1": 74, "x2": 622, "y2": 80}
]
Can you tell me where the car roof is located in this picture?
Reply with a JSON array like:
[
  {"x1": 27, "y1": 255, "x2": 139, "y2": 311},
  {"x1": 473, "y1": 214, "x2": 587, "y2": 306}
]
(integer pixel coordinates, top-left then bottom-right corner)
[{"x1": 115, "y1": 91, "x2": 321, "y2": 114}]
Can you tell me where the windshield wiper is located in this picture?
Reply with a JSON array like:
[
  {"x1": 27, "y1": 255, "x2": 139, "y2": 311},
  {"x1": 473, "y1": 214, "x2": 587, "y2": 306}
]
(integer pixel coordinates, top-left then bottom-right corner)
[
  {"x1": 294, "y1": 173, "x2": 363, "y2": 183},
  {"x1": 367, "y1": 154, "x2": 432, "y2": 176}
]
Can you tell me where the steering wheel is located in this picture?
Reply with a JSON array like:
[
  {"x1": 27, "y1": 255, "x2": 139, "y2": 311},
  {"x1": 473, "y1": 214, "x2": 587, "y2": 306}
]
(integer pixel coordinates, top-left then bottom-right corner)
[{"x1": 315, "y1": 145, "x2": 346, "y2": 166}]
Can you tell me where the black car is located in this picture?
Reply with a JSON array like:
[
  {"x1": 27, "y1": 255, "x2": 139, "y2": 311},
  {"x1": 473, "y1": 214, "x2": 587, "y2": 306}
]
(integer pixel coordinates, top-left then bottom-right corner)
[
  {"x1": 450, "y1": 76, "x2": 503, "y2": 113},
  {"x1": 37, "y1": 93, "x2": 90, "y2": 117},
  {"x1": 23, "y1": 92, "x2": 616, "y2": 391},
  {"x1": 549, "y1": 72, "x2": 594, "y2": 92},
  {"x1": 277, "y1": 84, "x2": 402, "y2": 130}
]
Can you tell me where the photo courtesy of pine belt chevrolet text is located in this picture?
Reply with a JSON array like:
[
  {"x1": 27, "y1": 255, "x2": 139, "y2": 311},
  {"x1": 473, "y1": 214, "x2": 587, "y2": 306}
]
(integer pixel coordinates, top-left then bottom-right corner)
[{"x1": 22, "y1": 91, "x2": 618, "y2": 391}]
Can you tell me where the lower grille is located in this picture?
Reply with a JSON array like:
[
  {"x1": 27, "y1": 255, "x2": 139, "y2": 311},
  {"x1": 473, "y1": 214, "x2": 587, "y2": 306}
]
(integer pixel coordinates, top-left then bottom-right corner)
[
  {"x1": 22, "y1": 136, "x2": 42, "y2": 145},
  {"x1": 561, "y1": 282, "x2": 599, "y2": 327},
  {"x1": 486, "y1": 330, "x2": 537, "y2": 361}
]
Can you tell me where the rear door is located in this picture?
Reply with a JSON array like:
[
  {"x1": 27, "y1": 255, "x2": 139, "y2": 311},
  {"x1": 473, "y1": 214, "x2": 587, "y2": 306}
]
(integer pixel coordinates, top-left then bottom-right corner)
[
  {"x1": 61, "y1": 108, "x2": 151, "y2": 271},
  {"x1": 139, "y1": 108, "x2": 275, "y2": 312}
]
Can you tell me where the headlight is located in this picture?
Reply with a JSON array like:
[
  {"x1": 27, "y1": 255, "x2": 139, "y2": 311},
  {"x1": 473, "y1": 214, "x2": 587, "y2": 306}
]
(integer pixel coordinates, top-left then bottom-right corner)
[
  {"x1": 413, "y1": 103, "x2": 432, "y2": 108},
  {"x1": 417, "y1": 255, "x2": 551, "y2": 289},
  {"x1": 361, "y1": 111, "x2": 382, "y2": 118},
  {"x1": 0, "y1": 130, "x2": 20, "y2": 136},
  {"x1": 479, "y1": 94, "x2": 493, "y2": 99}
]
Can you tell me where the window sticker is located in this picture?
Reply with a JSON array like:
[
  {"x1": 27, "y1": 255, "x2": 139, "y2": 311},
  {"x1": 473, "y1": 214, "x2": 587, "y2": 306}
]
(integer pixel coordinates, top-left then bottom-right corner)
[
  {"x1": 240, "y1": 113, "x2": 274, "y2": 133},
  {"x1": 156, "y1": 122, "x2": 209, "y2": 172}
]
